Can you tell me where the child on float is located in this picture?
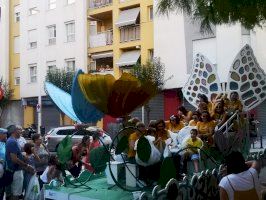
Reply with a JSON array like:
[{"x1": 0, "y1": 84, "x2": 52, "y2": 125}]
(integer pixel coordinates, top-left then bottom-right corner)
[
  {"x1": 165, "y1": 115, "x2": 184, "y2": 133},
  {"x1": 189, "y1": 111, "x2": 201, "y2": 126},
  {"x1": 198, "y1": 94, "x2": 213, "y2": 113},
  {"x1": 211, "y1": 100, "x2": 228, "y2": 128},
  {"x1": 177, "y1": 106, "x2": 193, "y2": 125},
  {"x1": 196, "y1": 111, "x2": 216, "y2": 146},
  {"x1": 127, "y1": 122, "x2": 146, "y2": 164},
  {"x1": 183, "y1": 129, "x2": 203, "y2": 174},
  {"x1": 154, "y1": 119, "x2": 171, "y2": 153},
  {"x1": 225, "y1": 92, "x2": 243, "y2": 115}
]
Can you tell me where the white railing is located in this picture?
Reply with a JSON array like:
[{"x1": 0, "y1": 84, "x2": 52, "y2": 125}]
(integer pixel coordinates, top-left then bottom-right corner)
[
  {"x1": 217, "y1": 111, "x2": 239, "y2": 136},
  {"x1": 89, "y1": 0, "x2": 112, "y2": 9},
  {"x1": 89, "y1": 30, "x2": 113, "y2": 48},
  {"x1": 120, "y1": 25, "x2": 140, "y2": 43}
]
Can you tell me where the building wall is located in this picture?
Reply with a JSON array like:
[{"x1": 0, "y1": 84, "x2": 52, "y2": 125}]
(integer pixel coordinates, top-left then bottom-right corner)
[
  {"x1": 17, "y1": 0, "x2": 88, "y2": 130},
  {"x1": 154, "y1": 11, "x2": 188, "y2": 89},
  {"x1": 0, "y1": 0, "x2": 10, "y2": 81},
  {"x1": 9, "y1": 0, "x2": 20, "y2": 100},
  {"x1": 20, "y1": 0, "x2": 88, "y2": 98}
]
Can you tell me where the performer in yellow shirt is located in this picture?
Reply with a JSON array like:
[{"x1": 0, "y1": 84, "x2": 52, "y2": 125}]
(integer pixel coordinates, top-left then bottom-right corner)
[
  {"x1": 184, "y1": 129, "x2": 203, "y2": 173},
  {"x1": 128, "y1": 122, "x2": 146, "y2": 162},
  {"x1": 165, "y1": 115, "x2": 184, "y2": 133},
  {"x1": 196, "y1": 111, "x2": 216, "y2": 146},
  {"x1": 178, "y1": 106, "x2": 193, "y2": 125},
  {"x1": 225, "y1": 92, "x2": 243, "y2": 114},
  {"x1": 189, "y1": 111, "x2": 200, "y2": 126}
]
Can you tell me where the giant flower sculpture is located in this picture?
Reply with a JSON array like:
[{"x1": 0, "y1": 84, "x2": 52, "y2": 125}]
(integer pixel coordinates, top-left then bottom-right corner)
[{"x1": 78, "y1": 72, "x2": 158, "y2": 118}]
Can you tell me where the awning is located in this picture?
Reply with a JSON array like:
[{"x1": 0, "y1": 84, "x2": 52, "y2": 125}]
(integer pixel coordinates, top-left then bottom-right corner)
[
  {"x1": 115, "y1": 7, "x2": 140, "y2": 27},
  {"x1": 116, "y1": 50, "x2": 140, "y2": 67},
  {"x1": 91, "y1": 52, "x2": 113, "y2": 59}
]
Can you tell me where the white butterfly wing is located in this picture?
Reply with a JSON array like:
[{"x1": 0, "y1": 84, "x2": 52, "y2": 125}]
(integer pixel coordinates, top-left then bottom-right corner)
[
  {"x1": 182, "y1": 53, "x2": 222, "y2": 108},
  {"x1": 227, "y1": 44, "x2": 266, "y2": 111}
]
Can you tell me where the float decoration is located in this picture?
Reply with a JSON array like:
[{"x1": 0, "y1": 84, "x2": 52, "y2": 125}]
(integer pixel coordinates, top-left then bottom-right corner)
[
  {"x1": 182, "y1": 53, "x2": 222, "y2": 108},
  {"x1": 182, "y1": 44, "x2": 266, "y2": 112},
  {"x1": 71, "y1": 70, "x2": 104, "y2": 123},
  {"x1": 45, "y1": 82, "x2": 81, "y2": 123},
  {"x1": 227, "y1": 44, "x2": 266, "y2": 111},
  {"x1": 78, "y1": 72, "x2": 157, "y2": 117}
]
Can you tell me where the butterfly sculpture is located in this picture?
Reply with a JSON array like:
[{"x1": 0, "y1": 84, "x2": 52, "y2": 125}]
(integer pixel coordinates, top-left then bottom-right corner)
[{"x1": 182, "y1": 44, "x2": 266, "y2": 112}]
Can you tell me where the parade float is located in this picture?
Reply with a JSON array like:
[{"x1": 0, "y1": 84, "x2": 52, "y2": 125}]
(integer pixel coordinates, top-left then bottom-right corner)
[{"x1": 43, "y1": 45, "x2": 266, "y2": 200}]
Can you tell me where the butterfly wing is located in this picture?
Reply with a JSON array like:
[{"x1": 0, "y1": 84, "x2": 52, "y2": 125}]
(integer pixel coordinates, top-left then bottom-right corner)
[
  {"x1": 182, "y1": 53, "x2": 222, "y2": 108},
  {"x1": 45, "y1": 82, "x2": 81, "y2": 123},
  {"x1": 227, "y1": 44, "x2": 266, "y2": 111}
]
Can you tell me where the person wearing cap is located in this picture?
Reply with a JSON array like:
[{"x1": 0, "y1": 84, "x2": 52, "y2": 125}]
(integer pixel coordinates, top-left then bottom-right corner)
[
  {"x1": 0, "y1": 128, "x2": 7, "y2": 200},
  {"x1": 5, "y1": 125, "x2": 35, "y2": 200}
]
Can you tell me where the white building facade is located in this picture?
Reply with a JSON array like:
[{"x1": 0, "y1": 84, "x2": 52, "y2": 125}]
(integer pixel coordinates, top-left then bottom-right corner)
[
  {"x1": 0, "y1": 0, "x2": 10, "y2": 81},
  {"x1": 154, "y1": 1, "x2": 266, "y2": 133},
  {"x1": 19, "y1": 0, "x2": 88, "y2": 130}
]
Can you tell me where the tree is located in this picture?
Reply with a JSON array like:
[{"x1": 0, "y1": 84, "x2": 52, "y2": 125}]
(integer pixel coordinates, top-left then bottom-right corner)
[
  {"x1": 132, "y1": 57, "x2": 166, "y2": 92},
  {"x1": 157, "y1": 0, "x2": 266, "y2": 33},
  {"x1": 45, "y1": 68, "x2": 75, "y2": 125},
  {"x1": 0, "y1": 77, "x2": 13, "y2": 118},
  {"x1": 45, "y1": 68, "x2": 75, "y2": 94},
  {"x1": 132, "y1": 58, "x2": 166, "y2": 122}
]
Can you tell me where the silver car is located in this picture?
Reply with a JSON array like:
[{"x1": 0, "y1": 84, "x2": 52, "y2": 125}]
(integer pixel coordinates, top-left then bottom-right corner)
[{"x1": 44, "y1": 126, "x2": 110, "y2": 152}]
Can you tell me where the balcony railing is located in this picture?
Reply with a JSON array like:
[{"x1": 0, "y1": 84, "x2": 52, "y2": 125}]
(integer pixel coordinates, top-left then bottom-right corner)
[
  {"x1": 88, "y1": 65, "x2": 113, "y2": 74},
  {"x1": 89, "y1": 0, "x2": 112, "y2": 9},
  {"x1": 120, "y1": 25, "x2": 140, "y2": 43},
  {"x1": 89, "y1": 30, "x2": 113, "y2": 48}
]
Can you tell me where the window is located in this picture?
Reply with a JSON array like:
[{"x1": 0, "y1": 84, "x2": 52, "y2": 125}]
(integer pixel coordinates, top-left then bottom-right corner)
[
  {"x1": 14, "y1": 36, "x2": 20, "y2": 54},
  {"x1": 28, "y1": 29, "x2": 37, "y2": 49},
  {"x1": 47, "y1": 25, "x2": 56, "y2": 45},
  {"x1": 14, "y1": 68, "x2": 20, "y2": 85},
  {"x1": 65, "y1": 58, "x2": 75, "y2": 71},
  {"x1": 65, "y1": 21, "x2": 75, "y2": 42},
  {"x1": 47, "y1": 61, "x2": 56, "y2": 71},
  {"x1": 148, "y1": 6, "x2": 153, "y2": 21},
  {"x1": 67, "y1": 0, "x2": 75, "y2": 4},
  {"x1": 48, "y1": 0, "x2": 56, "y2": 10},
  {"x1": 14, "y1": 5, "x2": 20, "y2": 22},
  {"x1": 29, "y1": 7, "x2": 38, "y2": 15},
  {"x1": 148, "y1": 49, "x2": 154, "y2": 61},
  {"x1": 29, "y1": 64, "x2": 37, "y2": 83}
]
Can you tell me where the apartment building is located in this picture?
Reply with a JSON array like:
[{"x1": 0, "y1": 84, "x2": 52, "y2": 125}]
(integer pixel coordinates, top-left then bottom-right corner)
[
  {"x1": 0, "y1": 0, "x2": 24, "y2": 127},
  {"x1": 0, "y1": 0, "x2": 9, "y2": 81},
  {"x1": 0, "y1": 0, "x2": 89, "y2": 131},
  {"x1": 87, "y1": 0, "x2": 163, "y2": 128}
]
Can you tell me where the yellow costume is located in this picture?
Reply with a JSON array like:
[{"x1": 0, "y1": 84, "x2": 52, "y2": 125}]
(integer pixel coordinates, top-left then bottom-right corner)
[
  {"x1": 128, "y1": 132, "x2": 140, "y2": 158},
  {"x1": 165, "y1": 121, "x2": 184, "y2": 132}
]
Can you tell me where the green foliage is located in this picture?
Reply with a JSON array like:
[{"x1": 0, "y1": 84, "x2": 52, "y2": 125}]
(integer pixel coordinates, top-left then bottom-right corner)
[
  {"x1": 132, "y1": 58, "x2": 165, "y2": 91},
  {"x1": 157, "y1": 0, "x2": 266, "y2": 33},
  {"x1": 45, "y1": 68, "x2": 75, "y2": 94},
  {"x1": 158, "y1": 157, "x2": 177, "y2": 187},
  {"x1": 115, "y1": 135, "x2": 129, "y2": 155},
  {"x1": 90, "y1": 146, "x2": 110, "y2": 173},
  {"x1": 137, "y1": 136, "x2": 151, "y2": 162},
  {"x1": 57, "y1": 135, "x2": 72, "y2": 165},
  {"x1": 0, "y1": 77, "x2": 13, "y2": 110}
]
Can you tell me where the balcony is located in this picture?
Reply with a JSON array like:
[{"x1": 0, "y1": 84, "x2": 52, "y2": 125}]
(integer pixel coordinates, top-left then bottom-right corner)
[
  {"x1": 89, "y1": 0, "x2": 112, "y2": 9},
  {"x1": 88, "y1": 55, "x2": 113, "y2": 74},
  {"x1": 89, "y1": 30, "x2": 113, "y2": 48},
  {"x1": 120, "y1": 25, "x2": 140, "y2": 43}
]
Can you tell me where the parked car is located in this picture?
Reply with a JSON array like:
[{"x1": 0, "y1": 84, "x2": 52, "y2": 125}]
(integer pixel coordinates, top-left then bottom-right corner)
[{"x1": 44, "y1": 126, "x2": 111, "y2": 152}]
